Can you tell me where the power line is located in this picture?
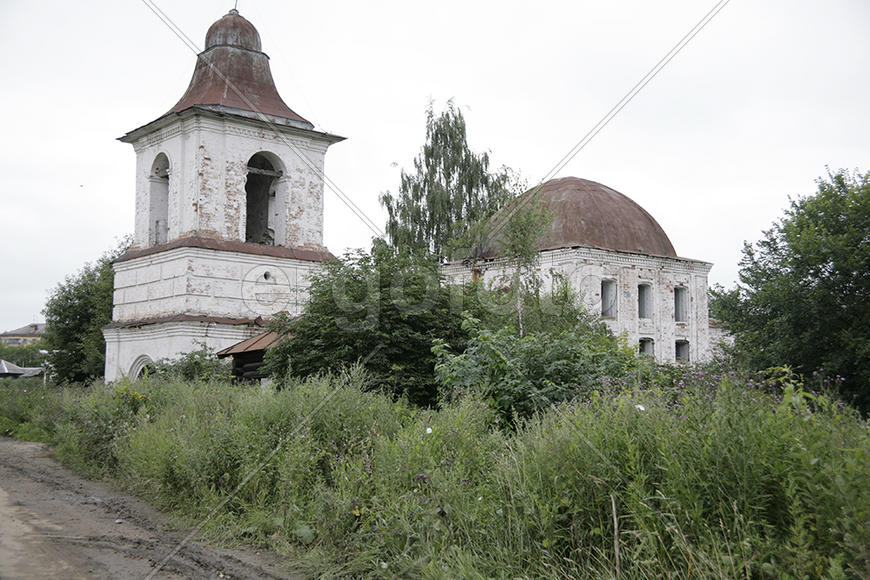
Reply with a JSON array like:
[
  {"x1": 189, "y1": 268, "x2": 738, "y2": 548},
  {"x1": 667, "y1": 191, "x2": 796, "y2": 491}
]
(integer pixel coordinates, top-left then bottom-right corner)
[
  {"x1": 482, "y1": 0, "x2": 732, "y2": 249},
  {"x1": 138, "y1": 0, "x2": 384, "y2": 238}
]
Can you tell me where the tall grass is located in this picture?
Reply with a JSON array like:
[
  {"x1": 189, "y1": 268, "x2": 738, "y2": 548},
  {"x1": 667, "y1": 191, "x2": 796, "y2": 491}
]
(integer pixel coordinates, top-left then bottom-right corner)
[{"x1": 0, "y1": 368, "x2": 867, "y2": 578}]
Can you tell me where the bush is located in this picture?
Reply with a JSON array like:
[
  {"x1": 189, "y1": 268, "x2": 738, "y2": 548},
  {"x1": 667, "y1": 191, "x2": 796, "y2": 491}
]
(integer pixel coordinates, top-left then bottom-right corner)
[
  {"x1": 2, "y1": 365, "x2": 867, "y2": 578},
  {"x1": 265, "y1": 241, "x2": 483, "y2": 406},
  {"x1": 151, "y1": 344, "x2": 232, "y2": 382},
  {"x1": 0, "y1": 378, "x2": 59, "y2": 442},
  {"x1": 434, "y1": 314, "x2": 642, "y2": 425}
]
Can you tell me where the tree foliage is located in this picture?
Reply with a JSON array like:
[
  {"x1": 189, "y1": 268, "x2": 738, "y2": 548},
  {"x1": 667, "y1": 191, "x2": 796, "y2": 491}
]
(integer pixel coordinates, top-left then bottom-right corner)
[
  {"x1": 265, "y1": 240, "x2": 484, "y2": 406},
  {"x1": 711, "y1": 169, "x2": 870, "y2": 410},
  {"x1": 42, "y1": 238, "x2": 130, "y2": 383},
  {"x1": 151, "y1": 344, "x2": 232, "y2": 382},
  {"x1": 434, "y1": 313, "x2": 640, "y2": 426},
  {"x1": 0, "y1": 340, "x2": 47, "y2": 369},
  {"x1": 379, "y1": 101, "x2": 520, "y2": 259},
  {"x1": 487, "y1": 196, "x2": 551, "y2": 335}
]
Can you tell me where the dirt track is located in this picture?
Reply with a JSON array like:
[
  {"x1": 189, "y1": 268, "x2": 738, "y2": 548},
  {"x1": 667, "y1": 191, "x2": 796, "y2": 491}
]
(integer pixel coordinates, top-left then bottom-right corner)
[{"x1": 0, "y1": 437, "x2": 302, "y2": 579}]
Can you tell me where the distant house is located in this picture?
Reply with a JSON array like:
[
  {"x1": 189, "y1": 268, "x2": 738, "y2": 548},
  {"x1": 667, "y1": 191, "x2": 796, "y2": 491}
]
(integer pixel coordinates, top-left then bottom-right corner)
[{"x1": 0, "y1": 323, "x2": 46, "y2": 346}]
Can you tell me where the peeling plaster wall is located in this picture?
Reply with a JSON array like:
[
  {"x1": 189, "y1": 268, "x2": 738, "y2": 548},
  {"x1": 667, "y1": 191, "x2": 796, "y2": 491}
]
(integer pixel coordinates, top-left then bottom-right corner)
[
  {"x1": 112, "y1": 247, "x2": 321, "y2": 322},
  {"x1": 103, "y1": 320, "x2": 257, "y2": 383},
  {"x1": 442, "y1": 246, "x2": 713, "y2": 363},
  {"x1": 129, "y1": 114, "x2": 330, "y2": 250}
]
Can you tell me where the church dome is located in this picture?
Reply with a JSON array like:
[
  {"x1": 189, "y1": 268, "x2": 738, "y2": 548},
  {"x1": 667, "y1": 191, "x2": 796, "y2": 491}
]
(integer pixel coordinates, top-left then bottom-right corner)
[
  {"x1": 168, "y1": 10, "x2": 311, "y2": 128},
  {"x1": 484, "y1": 177, "x2": 677, "y2": 258},
  {"x1": 204, "y1": 9, "x2": 261, "y2": 51}
]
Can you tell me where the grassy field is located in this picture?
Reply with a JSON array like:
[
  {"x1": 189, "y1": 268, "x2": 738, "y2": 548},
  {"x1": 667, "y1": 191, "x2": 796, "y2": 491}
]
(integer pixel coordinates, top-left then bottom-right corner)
[{"x1": 1, "y1": 367, "x2": 868, "y2": 578}]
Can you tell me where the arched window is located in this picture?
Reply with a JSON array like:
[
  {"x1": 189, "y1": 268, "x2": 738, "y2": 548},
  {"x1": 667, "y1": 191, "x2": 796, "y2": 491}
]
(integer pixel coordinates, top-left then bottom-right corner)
[
  {"x1": 149, "y1": 154, "x2": 170, "y2": 245},
  {"x1": 245, "y1": 153, "x2": 283, "y2": 244},
  {"x1": 129, "y1": 354, "x2": 155, "y2": 379}
]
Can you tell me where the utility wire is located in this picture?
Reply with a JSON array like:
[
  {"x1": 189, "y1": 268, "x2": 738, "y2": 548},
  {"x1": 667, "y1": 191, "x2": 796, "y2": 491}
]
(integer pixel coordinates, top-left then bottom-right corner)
[
  {"x1": 139, "y1": 0, "x2": 384, "y2": 237},
  {"x1": 481, "y1": 0, "x2": 731, "y2": 249},
  {"x1": 138, "y1": 0, "x2": 731, "y2": 249}
]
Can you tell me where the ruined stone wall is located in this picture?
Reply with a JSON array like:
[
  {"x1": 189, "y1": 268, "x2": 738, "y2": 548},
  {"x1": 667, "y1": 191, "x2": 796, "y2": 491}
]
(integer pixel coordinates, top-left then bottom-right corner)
[
  {"x1": 112, "y1": 246, "x2": 321, "y2": 322},
  {"x1": 442, "y1": 247, "x2": 713, "y2": 363},
  {"x1": 129, "y1": 115, "x2": 330, "y2": 250}
]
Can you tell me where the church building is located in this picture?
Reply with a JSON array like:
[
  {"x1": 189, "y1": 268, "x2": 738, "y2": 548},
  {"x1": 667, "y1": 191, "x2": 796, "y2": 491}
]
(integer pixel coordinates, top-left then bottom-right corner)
[
  {"x1": 103, "y1": 10, "x2": 342, "y2": 381},
  {"x1": 105, "y1": 9, "x2": 713, "y2": 380},
  {"x1": 443, "y1": 177, "x2": 713, "y2": 363}
]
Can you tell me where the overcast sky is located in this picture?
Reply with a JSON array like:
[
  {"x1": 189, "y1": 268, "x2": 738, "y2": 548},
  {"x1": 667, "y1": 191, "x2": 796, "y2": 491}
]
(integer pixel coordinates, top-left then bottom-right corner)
[{"x1": 1, "y1": 0, "x2": 868, "y2": 333}]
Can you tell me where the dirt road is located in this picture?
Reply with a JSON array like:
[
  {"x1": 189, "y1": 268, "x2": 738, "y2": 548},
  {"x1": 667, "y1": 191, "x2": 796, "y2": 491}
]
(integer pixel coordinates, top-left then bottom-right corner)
[{"x1": 0, "y1": 437, "x2": 302, "y2": 579}]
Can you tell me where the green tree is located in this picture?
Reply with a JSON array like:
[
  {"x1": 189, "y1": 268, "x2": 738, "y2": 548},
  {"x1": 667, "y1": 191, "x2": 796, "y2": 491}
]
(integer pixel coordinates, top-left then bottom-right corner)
[
  {"x1": 379, "y1": 101, "x2": 520, "y2": 259},
  {"x1": 711, "y1": 169, "x2": 870, "y2": 410},
  {"x1": 265, "y1": 240, "x2": 484, "y2": 406},
  {"x1": 0, "y1": 341, "x2": 47, "y2": 368},
  {"x1": 42, "y1": 238, "x2": 131, "y2": 383},
  {"x1": 492, "y1": 196, "x2": 550, "y2": 336}
]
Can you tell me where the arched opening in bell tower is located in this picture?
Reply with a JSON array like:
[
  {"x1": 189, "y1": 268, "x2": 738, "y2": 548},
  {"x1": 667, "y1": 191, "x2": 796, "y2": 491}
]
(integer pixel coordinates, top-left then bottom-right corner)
[
  {"x1": 245, "y1": 153, "x2": 283, "y2": 245},
  {"x1": 149, "y1": 153, "x2": 170, "y2": 245}
]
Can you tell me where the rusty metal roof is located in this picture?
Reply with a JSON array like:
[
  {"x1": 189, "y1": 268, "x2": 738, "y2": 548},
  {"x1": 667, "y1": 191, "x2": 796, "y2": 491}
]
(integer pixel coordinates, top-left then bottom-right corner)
[
  {"x1": 216, "y1": 331, "x2": 282, "y2": 358},
  {"x1": 168, "y1": 9, "x2": 312, "y2": 129},
  {"x1": 481, "y1": 177, "x2": 677, "y2": 258}
]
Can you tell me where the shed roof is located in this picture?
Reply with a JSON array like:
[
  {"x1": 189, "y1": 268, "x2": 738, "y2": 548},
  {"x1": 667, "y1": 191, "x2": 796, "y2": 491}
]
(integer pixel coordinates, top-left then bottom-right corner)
[{"x1": 216, "y1": 331, "x2": 282, "y2": 358}]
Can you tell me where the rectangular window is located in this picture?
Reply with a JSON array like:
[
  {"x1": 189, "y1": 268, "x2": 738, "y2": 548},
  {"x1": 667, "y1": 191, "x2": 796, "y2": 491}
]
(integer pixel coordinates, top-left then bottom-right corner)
[
  {"x1": 675, "y1": 340, "x2": 690, "y2": 362},
  {"x1": 639, "y1": 338, "x2": 655, "y2": 357},
  {"x1": 638, "y1": 283, "x2": 652, "y2": 319},
  {"x1": 601, "y1": 279, "x2": 617, "y2": 318},
  {"x1": 674, "y1": 287, "x2": 688, "y2": 322}
]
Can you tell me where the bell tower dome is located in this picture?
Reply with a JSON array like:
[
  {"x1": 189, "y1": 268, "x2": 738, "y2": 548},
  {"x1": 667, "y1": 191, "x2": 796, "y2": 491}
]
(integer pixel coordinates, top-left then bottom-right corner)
[{"x1": 104, "y1": 10, "x2": 344, "y2": 382}]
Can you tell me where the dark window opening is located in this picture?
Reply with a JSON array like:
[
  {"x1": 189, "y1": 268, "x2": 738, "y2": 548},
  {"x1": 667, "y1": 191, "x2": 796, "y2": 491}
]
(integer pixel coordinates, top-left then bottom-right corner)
[
  {"x1": 639, "y1": 338, "x2": 655, "y2": 357},
  {"x1": 674, "y1": 286, "x2": 688, "y2": 322},
  {"x1": 638, "y1": 283, "x2": 652, "y2": 319},
  {"x1": 149, "y1": 153, "x2": 169, "y2": 246},
  {"x1": 601, "y1": 279, "x2": 617, "y2": 318},
  {"x1": 675, "y1": 340, "x2": 690, "y2": 362},
  {"x1": 246, "y1": 154, "x2": 282, "y2": 244}
]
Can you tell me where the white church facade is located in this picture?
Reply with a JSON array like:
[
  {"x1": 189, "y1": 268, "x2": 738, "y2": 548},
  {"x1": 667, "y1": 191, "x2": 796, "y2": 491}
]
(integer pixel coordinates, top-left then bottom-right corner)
[
  {"x1": 103, "y1": 10, "x2": 342, "y2": 381},
  {"x1": 104, "y1": 10, "x2": 713, "y2": 381}
]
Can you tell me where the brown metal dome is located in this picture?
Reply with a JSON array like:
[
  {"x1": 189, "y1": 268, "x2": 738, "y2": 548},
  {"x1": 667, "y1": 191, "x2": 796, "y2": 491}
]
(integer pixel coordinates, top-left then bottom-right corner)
[
  {"x1": 205, "y1": 9, "x2": 261, "y2": 51},
  {"x1": 168, "y1": 9, "x2": 311, "y2": 128},
  {"x1": 483, "y1": 177, "x2": 677, "y2": 258}
]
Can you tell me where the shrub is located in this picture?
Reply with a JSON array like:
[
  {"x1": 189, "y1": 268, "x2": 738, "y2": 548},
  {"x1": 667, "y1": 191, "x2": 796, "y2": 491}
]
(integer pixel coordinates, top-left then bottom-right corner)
[
  {"x1": 434, "y1": 314, "x2": 642, "y2": 425},
  {"x1": 3, "y1": 364, "x2": 867, "y2": 578},
  {"x1": 265, "y1": 241, "x2": 482, "y2": 406},
  {"x1": 151, "y1": 344, "x2": 232, "y2": 382}
]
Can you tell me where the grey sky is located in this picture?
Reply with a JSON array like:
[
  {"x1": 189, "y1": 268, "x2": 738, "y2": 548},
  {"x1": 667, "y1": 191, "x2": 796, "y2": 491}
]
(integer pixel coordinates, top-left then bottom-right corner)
[{"x1": 1, "y1": 0, "x2": 868, "y2": 332}]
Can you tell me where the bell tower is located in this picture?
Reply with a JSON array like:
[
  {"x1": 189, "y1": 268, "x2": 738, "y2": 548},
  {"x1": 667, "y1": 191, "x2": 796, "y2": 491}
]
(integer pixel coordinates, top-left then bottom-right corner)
[{"x1": 103, "y1": 9, "x2": 343, "y2": 381}]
